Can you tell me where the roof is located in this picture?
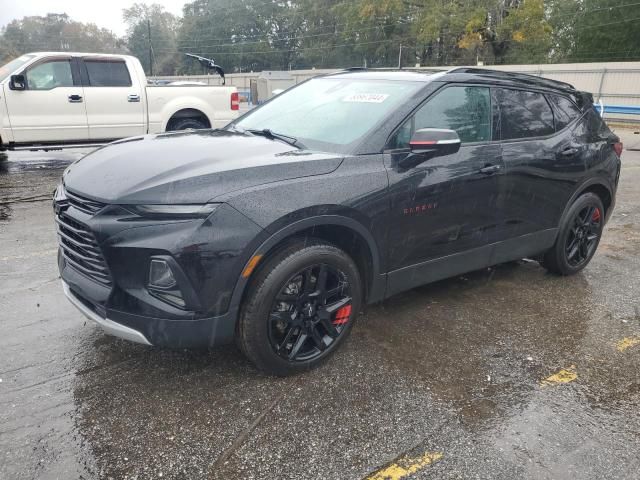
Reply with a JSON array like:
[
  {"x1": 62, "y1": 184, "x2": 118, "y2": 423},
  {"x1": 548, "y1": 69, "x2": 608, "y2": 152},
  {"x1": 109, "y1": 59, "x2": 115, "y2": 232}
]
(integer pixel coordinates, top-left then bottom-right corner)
[
  {"x1": 25, "y1": 52, "x2": 135, "y2": 60},
  {"x1": 328, "y1": 66, "x2": 578, "y2": 93},
  {"x1": 327, "y1": 70, "x2": 446, "y2": 82},
  {"x1": 446, "y1": 67, "x2": 576, "y2": 93}
]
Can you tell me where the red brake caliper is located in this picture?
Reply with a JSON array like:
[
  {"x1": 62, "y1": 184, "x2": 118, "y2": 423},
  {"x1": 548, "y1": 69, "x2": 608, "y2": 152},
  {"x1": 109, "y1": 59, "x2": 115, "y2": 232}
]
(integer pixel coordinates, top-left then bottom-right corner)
[
  {"x1": 592, "y1": 208, "x2": 601, "y2": 222},
  {"x1": 332, "y1": 305, "x2": 352, "y2": 326}
]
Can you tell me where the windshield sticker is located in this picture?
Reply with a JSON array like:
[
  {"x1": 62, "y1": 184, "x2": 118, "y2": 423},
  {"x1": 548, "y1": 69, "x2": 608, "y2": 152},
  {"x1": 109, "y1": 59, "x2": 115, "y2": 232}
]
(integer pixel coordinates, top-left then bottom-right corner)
[{"x1": 342, "y1": 93, "x2": 390, "y2": 103}]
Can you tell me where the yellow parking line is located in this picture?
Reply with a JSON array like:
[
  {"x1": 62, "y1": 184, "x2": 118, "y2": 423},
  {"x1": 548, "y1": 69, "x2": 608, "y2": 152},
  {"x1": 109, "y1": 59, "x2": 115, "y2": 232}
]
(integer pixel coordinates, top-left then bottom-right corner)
[
  {"x1": 365, "y1": 451, "x2": 443, "y2": 480},
  {"x1": 616, "y1": 337, "x2": 640, "y2": 352},
  {"x1": 540, "y1": 365, "x2": 577, "y2": 387}
]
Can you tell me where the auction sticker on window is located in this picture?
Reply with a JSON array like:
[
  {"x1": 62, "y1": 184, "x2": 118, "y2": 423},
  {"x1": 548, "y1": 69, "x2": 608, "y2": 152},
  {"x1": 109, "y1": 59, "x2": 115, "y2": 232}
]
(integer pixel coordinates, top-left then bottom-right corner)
[{"x1": 342, "y1": 93, "x2": 390, "y2": 103}]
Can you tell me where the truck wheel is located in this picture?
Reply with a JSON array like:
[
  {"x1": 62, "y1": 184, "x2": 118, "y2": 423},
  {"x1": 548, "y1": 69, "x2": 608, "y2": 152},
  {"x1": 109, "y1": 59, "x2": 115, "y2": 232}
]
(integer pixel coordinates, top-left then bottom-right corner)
[
  {"x1": 541, "y1": 192, "x2": 604, "y2": 275},
  {"x1": 167, "y1": 117, "x2": 209, "y2": 131},
  {"x1": 237, "y1": 239, "x2": 362, "y2": 376}
]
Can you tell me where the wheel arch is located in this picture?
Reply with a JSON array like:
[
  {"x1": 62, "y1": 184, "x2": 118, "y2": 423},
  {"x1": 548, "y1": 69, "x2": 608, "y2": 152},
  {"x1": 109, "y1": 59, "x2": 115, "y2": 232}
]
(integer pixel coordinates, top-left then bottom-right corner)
[
  {"x1": 228, "y1": 215, "x2": 385, "y2": 316},
  {"x1": 165, "y1": 108, "x2": 212, "y2": 131},
  {"x1": 565, "y1": 178, "x2": 613, "y2": 223},
  {"x1": 580, "y1": 183, "x2": 612, "y2": 217}
]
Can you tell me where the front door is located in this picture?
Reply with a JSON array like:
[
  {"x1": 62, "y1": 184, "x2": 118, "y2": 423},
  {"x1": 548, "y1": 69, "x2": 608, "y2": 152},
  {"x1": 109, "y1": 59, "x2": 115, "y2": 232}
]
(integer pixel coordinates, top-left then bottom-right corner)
[
  {"x1": 383, "y1": 84, "x2": 504, "y2": 294},
  {"x1": 79, "y1": 58, "x2": 145, "y2": 140},
  {"x1": 4, "y1": 57, "x2": 88, "y2": 143}
]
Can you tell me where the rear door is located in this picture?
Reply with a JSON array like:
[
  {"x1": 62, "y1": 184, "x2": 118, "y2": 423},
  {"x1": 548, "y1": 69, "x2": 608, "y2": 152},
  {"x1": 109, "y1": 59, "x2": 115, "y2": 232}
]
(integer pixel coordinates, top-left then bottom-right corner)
[
  {"x1": 3, "y1": 56, "x2": 88, "y2": 143},
  {"x1": 494, "y1": 87, "x2": 573, "y2": 241},
  {"x1": 79, "y1": 57, "x2": 145, "y2": 140}
]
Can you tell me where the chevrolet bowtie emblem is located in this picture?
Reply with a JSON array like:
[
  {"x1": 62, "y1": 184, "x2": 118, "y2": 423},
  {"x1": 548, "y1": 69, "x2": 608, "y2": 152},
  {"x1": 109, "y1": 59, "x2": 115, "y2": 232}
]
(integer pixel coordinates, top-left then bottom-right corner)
[{"x1": 53, "y1": 187, "x2": 69, "y2": 215}]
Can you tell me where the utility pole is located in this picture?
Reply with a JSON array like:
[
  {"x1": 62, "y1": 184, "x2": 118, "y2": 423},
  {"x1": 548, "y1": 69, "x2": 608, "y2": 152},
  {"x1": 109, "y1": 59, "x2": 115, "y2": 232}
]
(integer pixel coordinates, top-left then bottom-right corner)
[
  {"x1": 398, "y1": 44, "x2": 403, "y2": 69},
  {"x1": 147, "y1": 18, "x2": 153, "y2": 76}
]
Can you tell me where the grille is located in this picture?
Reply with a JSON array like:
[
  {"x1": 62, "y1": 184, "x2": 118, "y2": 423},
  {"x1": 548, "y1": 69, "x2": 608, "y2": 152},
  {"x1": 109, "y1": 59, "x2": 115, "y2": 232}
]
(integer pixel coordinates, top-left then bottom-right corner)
[
  {"x1": 56, "y1": 212, "x2": 112, "y2": 286},
  {"x1": 65, "y1": 189, "x2": 106, "y2": 215}
]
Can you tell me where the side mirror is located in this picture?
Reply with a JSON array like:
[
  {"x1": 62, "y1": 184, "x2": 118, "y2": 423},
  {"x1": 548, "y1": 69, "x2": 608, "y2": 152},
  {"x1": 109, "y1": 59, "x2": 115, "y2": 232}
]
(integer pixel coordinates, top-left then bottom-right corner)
[
  {"x1": 9, "y1": 74, "x2": 26, "y2": 91},
  {"x1": 399, "y1": 128, "x2": 461, "y2": 168}
]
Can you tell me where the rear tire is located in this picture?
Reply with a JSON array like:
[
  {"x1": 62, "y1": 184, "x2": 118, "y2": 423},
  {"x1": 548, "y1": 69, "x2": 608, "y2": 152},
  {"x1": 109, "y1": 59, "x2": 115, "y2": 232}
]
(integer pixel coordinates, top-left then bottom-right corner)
[
  {"x1": 541, "y1": 192, "x2": 604, "y2": 275},
  {"x1": 167, "y1": 117, "x2": 208, "y2": 131},
  {"x1": 237, "y1": 239, "x2": 362, "y2": 376}
]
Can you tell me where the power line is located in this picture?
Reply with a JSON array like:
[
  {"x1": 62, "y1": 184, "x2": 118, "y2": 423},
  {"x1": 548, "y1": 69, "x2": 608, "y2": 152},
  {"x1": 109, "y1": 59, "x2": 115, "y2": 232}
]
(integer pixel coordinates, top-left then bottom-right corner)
[
  {"x1": 7, "y1": 4, "x2": 640, "y2": 67},
  {"x1": 143, "y1": 15, "x2": 640, "y2": 56},
  {"x1": 11, "y1": 0, "x2": 640, "y2": 49},
  {"x1": 164, "y1": 36, "x2": 415, "y2": 56}
]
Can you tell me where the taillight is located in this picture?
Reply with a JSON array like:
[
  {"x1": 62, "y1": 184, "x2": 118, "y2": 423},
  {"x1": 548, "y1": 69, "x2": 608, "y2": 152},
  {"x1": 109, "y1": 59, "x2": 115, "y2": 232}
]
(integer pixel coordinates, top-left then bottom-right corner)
[
  {"x1": 231, "y1": 92, "x2": 239, "y2": 111},
  {"x1": 613, "y1": 142, "x2": 623, "y2": 157}
]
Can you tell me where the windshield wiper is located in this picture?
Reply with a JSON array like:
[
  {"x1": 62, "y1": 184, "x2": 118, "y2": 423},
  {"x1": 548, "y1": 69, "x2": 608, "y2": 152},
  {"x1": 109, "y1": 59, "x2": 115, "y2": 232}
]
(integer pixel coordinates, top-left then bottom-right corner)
[{"x1": 243, "y1": 127, "x2": 305, "y2": 149}]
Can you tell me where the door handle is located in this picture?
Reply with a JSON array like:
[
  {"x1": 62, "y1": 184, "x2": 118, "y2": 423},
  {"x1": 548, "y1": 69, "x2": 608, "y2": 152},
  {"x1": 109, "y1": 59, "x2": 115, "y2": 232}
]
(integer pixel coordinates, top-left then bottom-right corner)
[
  {"x1": 479, "y1": 164, "x2": 501, "y2": 175},
  {"x1": 128, "y1": 94, "x2": 141, "y2": 102},
  {"x1": 68, "y1": 94, "x2": 83, "y2": 103},
  {"x1": 561, "y1": 147, "x2": 578, "y2": 156}
]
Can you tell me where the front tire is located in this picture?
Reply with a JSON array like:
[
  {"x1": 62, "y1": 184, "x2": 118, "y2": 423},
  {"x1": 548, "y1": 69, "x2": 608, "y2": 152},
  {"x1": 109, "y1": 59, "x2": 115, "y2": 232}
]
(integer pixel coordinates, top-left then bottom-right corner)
[
  {"x1": 541, "y1": 192, "x2": 604, "y2": 275},
  {"x1": 237, "y1": 239, "x2": 362, "y2": 376}
]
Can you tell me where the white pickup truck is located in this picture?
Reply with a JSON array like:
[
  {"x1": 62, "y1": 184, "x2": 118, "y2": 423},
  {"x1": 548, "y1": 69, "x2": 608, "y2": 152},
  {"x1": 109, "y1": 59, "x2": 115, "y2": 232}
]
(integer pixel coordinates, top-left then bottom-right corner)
[{"x1": 0, "y1": 52, "x2": 239, "y2": 150}]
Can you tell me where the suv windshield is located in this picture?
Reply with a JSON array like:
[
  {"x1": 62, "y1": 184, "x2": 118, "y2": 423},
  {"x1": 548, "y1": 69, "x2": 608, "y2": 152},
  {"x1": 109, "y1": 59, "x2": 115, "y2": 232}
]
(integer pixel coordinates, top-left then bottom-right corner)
[
  {"x1": 233, "y1": 77, "x2": 422, "y2": 153},
  {"x1": 0, "y1": 54, "x2": 36, "y2": 83}
]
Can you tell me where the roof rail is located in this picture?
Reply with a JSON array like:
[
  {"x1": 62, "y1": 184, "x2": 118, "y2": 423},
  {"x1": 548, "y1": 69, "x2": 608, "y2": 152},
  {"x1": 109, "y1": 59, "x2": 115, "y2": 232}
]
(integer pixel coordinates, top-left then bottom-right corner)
[{"x1": 447, "y1": 67, "x2": 576, "y2": 91}]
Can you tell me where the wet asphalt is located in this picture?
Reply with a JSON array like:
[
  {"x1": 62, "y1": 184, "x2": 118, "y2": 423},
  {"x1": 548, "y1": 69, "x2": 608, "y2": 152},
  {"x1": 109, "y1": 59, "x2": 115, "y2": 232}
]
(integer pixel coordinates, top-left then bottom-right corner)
[{"x1": 1, "y1": 130, "x2": 639, "y2": 480}]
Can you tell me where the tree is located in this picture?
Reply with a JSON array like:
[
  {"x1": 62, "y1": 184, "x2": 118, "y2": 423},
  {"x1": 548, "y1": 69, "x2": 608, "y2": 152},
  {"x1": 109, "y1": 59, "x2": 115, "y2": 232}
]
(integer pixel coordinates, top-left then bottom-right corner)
[
  {"x1": 454, "y1": 0, "x2": 552, "y2": 65},
  {"x1": 7, "y1": 1, "x2": 638, "y2": 71},
  {"x1": 0, "y1": 14, "x2": 124, "y2": 64},
  {"x1": 549, "y1": 0, "x2": 640, "y2": 63},
  {"x1": 123, "y1": 3, "x2": 180, "y2": 75}
]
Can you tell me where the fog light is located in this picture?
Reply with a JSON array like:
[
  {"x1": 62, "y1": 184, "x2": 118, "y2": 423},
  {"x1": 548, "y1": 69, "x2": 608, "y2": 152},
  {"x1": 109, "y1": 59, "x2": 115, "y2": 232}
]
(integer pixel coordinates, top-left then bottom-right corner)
[{"x1": 149, "y1": 259, "x2": 176, "y2": 289}]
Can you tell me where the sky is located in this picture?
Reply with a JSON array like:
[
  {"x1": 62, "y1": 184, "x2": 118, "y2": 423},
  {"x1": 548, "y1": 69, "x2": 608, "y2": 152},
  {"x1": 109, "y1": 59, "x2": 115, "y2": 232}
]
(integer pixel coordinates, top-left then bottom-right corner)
[{"x1": 0, "y1": 0, "x2": 188, "y2": 37}]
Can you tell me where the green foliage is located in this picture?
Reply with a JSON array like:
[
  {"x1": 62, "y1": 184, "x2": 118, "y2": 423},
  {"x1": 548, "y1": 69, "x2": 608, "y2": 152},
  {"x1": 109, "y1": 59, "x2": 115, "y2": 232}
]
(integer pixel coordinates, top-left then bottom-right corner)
[
  {"x1": 551, "y1": 0, "x2": 640, "y2": 63},
  {"x1": 1, "y1": 1, "x2": 639, "y2": 72},
  {"x1": 123, "y1": 3, "x2": 180, "y2": 75},
  {"x1": 0, "y1": 14, "x2": 124, "y2": 64}
]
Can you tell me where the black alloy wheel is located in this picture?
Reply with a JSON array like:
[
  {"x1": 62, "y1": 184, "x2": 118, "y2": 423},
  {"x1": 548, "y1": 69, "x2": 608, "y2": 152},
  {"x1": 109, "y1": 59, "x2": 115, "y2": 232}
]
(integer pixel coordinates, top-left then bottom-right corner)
[
  {"x1": 268, "y1": 264, "x2": 352, "y2": 362},
  {"x1": 541, "y1": 192, "x2": 605, "y2": 275},
  {"x1": 565, "y1": 205, "x2": 602, "y2": 267},
  {"x1": 237, "y1": 239, "x2": 362, "y2": 376}
]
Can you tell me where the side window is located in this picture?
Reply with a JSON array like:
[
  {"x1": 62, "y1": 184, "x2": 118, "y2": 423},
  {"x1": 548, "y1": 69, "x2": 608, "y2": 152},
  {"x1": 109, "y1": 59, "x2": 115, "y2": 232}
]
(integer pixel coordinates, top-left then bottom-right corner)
[
  {"x1": 85, "y1": 60, "x2": 132, "y2": 87},
  {"x1": 496, "y1": 88, "x2": 555, "y2": 139},
  {"x1": 389, "y1": 85, "x2": 491, "y2": 148},
  {"x1": 547, "y1": 94, "x2": 582, "y2": 131},
  {"x1": 25, "y1": 60, "x2": 74, "y2": 90}
]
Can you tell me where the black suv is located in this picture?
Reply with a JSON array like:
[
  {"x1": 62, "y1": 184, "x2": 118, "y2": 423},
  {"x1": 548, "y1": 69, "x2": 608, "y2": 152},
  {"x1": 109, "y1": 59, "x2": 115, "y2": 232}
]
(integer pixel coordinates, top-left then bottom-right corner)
[{"x1": 54, "y1": 68, "x2": 622, "y2": 375}]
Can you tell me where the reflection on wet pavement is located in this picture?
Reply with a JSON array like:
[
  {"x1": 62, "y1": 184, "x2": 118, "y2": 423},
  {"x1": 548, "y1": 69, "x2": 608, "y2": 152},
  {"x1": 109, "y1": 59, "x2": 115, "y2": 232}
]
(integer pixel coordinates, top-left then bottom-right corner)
[
  {"x1": 1, "y1": 132, "x2": 639, "y2": 479},
  {"x1": 0, "y1": 149, "x2": 91, "y2": 223}
]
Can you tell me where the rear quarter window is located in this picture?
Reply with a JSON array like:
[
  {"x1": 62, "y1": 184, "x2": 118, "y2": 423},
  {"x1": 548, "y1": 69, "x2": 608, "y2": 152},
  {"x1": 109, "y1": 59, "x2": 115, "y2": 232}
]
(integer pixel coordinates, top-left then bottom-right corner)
[
  {"x1": 85, "y1": 60, "x2": 132, "y2": 87},
  {"x1": 585, "y1": 108, "x2": 611, "y2": 136},
  {"x1": 548, "y1": 94, "x2": 582, "y2": 131},
  {"x1": 496, "y1": 88, "x2": 555, "y2": 140}
]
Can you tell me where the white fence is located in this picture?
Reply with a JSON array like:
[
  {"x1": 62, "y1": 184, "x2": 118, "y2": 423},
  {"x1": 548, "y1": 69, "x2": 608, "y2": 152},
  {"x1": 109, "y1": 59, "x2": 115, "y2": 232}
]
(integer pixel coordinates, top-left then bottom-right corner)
[{"x1": 152, "y1": 61, "x2": 640, "y2": 122}]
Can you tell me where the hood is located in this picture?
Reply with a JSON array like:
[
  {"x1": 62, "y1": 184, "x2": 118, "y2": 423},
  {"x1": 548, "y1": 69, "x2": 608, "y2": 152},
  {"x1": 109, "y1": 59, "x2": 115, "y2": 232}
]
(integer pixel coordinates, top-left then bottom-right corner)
[{"x1": 63, "y1": 130, "x2": 343, "y2": 204}]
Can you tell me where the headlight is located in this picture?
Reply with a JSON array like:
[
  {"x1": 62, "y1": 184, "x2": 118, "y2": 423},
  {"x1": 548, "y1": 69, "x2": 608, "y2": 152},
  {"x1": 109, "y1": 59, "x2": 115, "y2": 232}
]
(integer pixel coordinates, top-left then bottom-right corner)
[{"x1": 126, "y1": 203, "x2": 220, "y2": 219}]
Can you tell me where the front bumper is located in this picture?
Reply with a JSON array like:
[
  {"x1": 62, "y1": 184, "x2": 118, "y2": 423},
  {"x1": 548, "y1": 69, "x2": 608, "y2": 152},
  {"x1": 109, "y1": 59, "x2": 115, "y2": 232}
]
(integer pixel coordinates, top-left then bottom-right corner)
[
  {"x1": 62, "y1": 279, "x2": 240, "y2": 348},
  {"x1": 54, "y1": 193, "x2": 263, "y2": 348},
  {"x1": 63, "y1": 280, "x2": 152, "y2": 345}
]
